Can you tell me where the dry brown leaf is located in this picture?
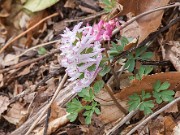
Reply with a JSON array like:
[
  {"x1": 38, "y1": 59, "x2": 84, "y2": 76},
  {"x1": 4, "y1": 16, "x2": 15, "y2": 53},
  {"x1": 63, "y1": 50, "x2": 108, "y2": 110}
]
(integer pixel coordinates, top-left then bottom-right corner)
[
  {"x1": 35, "y1": 113, "x2": 69, "y2": 135},
  {"x1": 26, "y1": 11, "x2": 48, "y2": 47},
  {"x1": 95, "y1": 89, "x2": 126, "y2": 124},
  {"x1": 173, "y1": 122, "x2": 180, "y2": 135},
  {"x1": 0, "y1": 73, "x2": 3, "y2": 87},
  {"x1": 163, "y1": 41, "x2": 180, "y2": 71},
  {"x1": 49, "y1": 102, "x2": 66, "y2": 122},
  {"x1": 164, "y1": 116, "x2": 176, "y2": 134},
  {"x1": 3, "y1": 102, "x2": 28, "y2": 126},
  {"x1": 118, "y1": 0, "x2": 170, "y2": 43},
  {"x1": 149, "y1": 115, "x2": 164, "y2": 135},
  {"x1": 0, "y1": 96, "x2": 10, "y2": 116},
  {"x1": 64, "y1": 0, "x2": 76, "y2": 9},
  {"x1": 116, "y1": 72, "x2": 180, "y2": 100},
  {"x1": 0, "y1": 54, "x2": 19, "y2": 67},
  {"x1": 164, "y1": 102, "x2": 178, "y2": 113},
  {"x1": 79, "y1": 5, "x2": 96, "y2": 14}
]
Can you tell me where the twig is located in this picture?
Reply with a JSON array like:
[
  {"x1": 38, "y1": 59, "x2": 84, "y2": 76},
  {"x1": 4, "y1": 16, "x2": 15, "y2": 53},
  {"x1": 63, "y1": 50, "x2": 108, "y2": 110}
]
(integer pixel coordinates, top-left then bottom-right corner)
[
  {"x1": 127, "y1": 97, "x2": 180, "y2": 135},
  {"x1": 43, "y1": 106, "x2": 51, "y2": 135},
  {"x1": 0, "y1": 12, "x2": 59, "y2": 54},
  {"x1": 10, "y1": 40, "x2": 61, "y2": 62},
  {"x1": 112, "y1": 2, "x2": 180, "y2": 35},
  {"x1": 104, "y1": 84, "x2": 127, "y2": 114},
  {"x1": 25, "y1": 73, "x2": 68, "y2": 135},
  {"x1": 64, "y1": 11, "x2": 106, "y2": 23},
  {"x1": 104, "y1": 47, "x2": 120, "y2": 89},
  {"x1": 106, "y1": 110, "x2": 138, "y2": 135},
  {"x1": 0, "y1": 49, "x2": 60, "y2": 74},
  {"x1": 139, "y1": 60, "x2": 172, "y2": 66},
  {"x1": 10, "y1": 68, "x2": 64, "y2": 104},
  {"x1": 112, "y1": 16, "x2": 180, "y2": 64}
]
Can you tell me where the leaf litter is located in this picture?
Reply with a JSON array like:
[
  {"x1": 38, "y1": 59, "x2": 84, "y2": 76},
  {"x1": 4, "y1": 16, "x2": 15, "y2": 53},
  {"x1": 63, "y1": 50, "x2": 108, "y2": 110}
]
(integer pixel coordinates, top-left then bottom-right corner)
[{"x1": 0, "y1": 0, "x2": 179, "y2": 135}]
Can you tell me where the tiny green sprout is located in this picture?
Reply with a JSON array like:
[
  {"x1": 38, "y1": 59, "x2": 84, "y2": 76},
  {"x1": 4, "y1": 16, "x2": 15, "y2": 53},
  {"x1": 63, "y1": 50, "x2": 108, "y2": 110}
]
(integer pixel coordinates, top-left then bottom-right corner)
[
  {"x1": 153, "y1": 80, "x2": 175, "y2": 104},
  {"x1": 38, "y1": 47, "x2": 47, "y2": 55}
]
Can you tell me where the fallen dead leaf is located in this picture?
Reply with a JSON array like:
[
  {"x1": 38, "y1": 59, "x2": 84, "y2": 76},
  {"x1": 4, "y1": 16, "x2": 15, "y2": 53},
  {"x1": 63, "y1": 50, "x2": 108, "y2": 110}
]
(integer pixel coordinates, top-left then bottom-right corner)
[
  {"x1": 163, "y1": 41, "x2": 180, "y2": 71},
  {"x1": 116, "y1": 72, "x2": 180, "y2": 100},
  {"x1": 95, "y1": 89, "x2": 126, "y2": 124},
  {"x1": 0, "y1": 96, "x2": 10, "y2": 116},
  {"x1": 3, "y1": 102, "x2": 29, "y2": 126},
  {"x1": 0, "y1": 74, "x2": 3, "y2": 87},
  {"x1": 117, "y1": 0, "x2": 170, "y2": 43},
  {"x1": 34, "y1": 113, "x2": 69, "y2": 135},
  {"x1": 165, "y1": 102, "x2": 178, "y2": 113},
  {"x1": 64, "y1": 0, "x2": 76, "y2": 9},
  {"x1": 79, "y1": 5, "x2": 97, "y2": 14},
  {"x1": 173, "y1": 122, "x2": 180, "y2": 135},
  {"x1": 0, "y1": 54, "x2": 19, "y2": 67},
  {"x1": 49, "y1": 102, "x2": 66, "y2": 122},
  {"x1": 149, "y1": 115, "x2": 164, "y2": 135},
  {"x1": 164, "y1": 116, "x2": 176, "y2": 135}
]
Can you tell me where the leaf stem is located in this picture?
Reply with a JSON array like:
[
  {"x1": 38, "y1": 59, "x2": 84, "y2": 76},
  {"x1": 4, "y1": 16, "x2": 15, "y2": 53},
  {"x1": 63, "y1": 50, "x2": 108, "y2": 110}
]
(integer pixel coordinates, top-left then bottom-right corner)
[
  {"x1": 104, "y1": 42, "x2": 120, "y2": 89},
  {"x1": 104, "y1": 84, "x2": 128, "y2": 114}
]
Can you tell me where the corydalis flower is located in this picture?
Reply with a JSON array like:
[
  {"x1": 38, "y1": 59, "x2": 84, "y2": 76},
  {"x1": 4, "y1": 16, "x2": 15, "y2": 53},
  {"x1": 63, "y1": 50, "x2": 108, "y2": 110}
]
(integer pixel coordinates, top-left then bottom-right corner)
[{"x1": 60, "y1": 20, "x2": 116, "y2": 92}]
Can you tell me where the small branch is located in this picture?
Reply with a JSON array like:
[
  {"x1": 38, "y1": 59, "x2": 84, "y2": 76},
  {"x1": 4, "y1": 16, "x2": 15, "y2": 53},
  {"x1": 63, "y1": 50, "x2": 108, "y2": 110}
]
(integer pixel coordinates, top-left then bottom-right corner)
[
  {"x1": 11, "y1": 40, "x2": 61, "y2": 62},
  {"x1": 64, "y1": 11, "x2": 106, "y2": 23},
  {"x1": 127, "y1": 97, "x2": 180, "y2": 135},
  {"x1": 25, "y1": 73, "x2": 68, "y2": 135},
  {"x1": 104, "y1": 84, "x2": 127, "y2": 114},
  {"x1": 107, "y1": 110, "x2": 138, "y2": 135},
  {"x1": 113, "y1": 2, "x2": 180, "y2": 35},
  {"x1": 104, "y1": 47, "x2": 120, "y2": 89},
  {"x1": 139, "y1": 60, "x2": 172, "y2": 66},
  {"x1": 112, "y1": 16, "x2": 180, "y2": 65},
  {"x1": 43, "y1": 106, "x2": 51, "y2": 135},
  {"x1": 0, "y1": 12, "x2": 59, "y2": 54}
]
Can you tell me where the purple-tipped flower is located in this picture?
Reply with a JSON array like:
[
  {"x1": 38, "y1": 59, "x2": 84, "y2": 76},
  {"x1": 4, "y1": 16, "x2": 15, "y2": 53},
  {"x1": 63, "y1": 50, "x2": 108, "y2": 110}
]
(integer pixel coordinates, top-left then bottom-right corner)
[{"x1": 60, "y1": 20, "x2": 117, "y2": 92}]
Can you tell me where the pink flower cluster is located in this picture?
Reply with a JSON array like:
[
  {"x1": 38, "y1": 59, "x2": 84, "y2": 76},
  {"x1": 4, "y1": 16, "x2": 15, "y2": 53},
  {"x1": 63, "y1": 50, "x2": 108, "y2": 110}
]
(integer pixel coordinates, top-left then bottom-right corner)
[{"x1": 60, "y1": 20, "x2": 117, "y2": 92}]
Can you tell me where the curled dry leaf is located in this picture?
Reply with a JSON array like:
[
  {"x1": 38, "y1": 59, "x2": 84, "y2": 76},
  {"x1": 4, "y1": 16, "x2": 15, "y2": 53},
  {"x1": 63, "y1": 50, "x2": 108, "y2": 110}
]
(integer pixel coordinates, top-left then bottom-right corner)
[
  {"x1": 3, "y1": 102, "x2": 29, "y2": 126},
  {"x1": 0, "y1": 96, "x2": 10, "y2": 116},
  {"x1": 118, "y1": 0, "x2": 170, "y2": 43},
  {"x1": 163, "y1": 41, "x2": 180, "y2": 71},
  {"x1": 115, "y1": 72, "x2": 180, "y2": 100}
]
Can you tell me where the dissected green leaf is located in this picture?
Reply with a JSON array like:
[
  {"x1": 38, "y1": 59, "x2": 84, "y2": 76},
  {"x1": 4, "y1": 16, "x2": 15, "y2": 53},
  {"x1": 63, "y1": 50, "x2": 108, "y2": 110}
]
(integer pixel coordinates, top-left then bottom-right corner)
[
  {"x1": 93, "y1": 80, "x2": 104, "y2": 94},
  {"x1": 24, "y1": 0, "x2": 58, "y2": 12},
  {"x1": 67, "y1": 113, "x2": 78, "y2": 122},
  {"x1": 140, "y1": 52, "x2": 153, "y2": 60},
  {"x1": 139, "y1": 100, "x2": 154, "y2": 115},
  {"x1": 153, "y1": 80, "x2": 161, "y2": 92},
  {"x1": 159, "y1": 81, "x2": 170, "y2": 91}
]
